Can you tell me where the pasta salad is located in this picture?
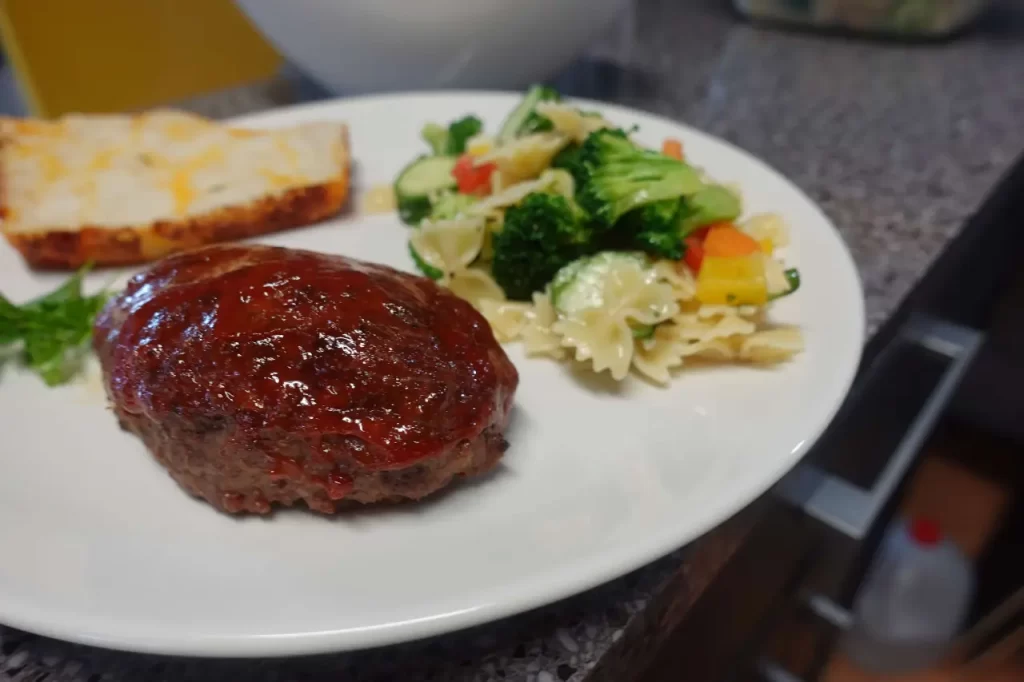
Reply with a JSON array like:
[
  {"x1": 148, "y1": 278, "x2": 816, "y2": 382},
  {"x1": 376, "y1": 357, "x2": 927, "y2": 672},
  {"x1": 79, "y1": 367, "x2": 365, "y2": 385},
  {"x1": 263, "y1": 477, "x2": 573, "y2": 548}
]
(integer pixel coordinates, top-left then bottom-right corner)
[{"x1": 392, "y1": 86, "x2": 803, "y2": 385}]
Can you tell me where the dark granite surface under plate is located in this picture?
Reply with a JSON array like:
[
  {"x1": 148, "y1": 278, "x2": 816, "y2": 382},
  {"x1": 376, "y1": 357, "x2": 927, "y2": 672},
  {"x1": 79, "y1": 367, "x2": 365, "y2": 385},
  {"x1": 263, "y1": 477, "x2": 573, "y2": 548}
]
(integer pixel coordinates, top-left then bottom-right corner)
[{"x1": 3, "y1": 0, "x2": 1024, "y2": 680}]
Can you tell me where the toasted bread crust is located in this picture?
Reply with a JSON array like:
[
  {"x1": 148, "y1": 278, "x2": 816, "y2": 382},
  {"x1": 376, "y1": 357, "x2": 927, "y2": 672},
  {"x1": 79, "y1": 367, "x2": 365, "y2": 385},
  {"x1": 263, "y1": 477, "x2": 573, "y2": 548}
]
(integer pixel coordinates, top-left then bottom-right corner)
[
  {"x1": 2, "y1": 176, "x2": 349, "y2": 270},
  {"x1": 0, "y1": 114, "x2": 350, "y2": 270}
]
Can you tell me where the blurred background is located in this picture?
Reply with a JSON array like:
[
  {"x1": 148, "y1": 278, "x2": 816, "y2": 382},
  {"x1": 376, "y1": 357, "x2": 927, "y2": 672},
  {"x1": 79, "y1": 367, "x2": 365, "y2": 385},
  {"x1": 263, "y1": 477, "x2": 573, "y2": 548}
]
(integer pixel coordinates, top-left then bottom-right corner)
[{"x1": 0, "y1": 0, "x2": 1001, "y2": 118}]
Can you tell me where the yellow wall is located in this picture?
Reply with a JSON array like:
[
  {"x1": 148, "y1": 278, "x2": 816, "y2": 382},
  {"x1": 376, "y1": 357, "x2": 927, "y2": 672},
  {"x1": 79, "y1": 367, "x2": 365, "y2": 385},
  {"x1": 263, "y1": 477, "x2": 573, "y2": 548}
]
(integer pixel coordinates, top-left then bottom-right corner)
[{"x1": 0, "y1": 0, "x2": 282, "y2": 118}]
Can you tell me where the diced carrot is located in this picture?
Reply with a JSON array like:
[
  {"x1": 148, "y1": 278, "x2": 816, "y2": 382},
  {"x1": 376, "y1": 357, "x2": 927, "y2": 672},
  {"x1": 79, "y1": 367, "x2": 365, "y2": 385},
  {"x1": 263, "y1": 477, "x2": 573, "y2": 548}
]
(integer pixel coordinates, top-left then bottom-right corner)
[
  {"x1": 662, "y1": 138, "x2": 684, "y2": 160},
  {"x1": 702, "y1": 224, "x2": 761, "y2": 258}
]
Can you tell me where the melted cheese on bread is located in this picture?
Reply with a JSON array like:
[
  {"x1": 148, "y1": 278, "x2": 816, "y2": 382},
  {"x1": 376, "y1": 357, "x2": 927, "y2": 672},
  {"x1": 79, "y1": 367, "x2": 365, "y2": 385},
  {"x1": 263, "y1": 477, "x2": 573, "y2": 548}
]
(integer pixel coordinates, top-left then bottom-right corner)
[{"x1": 0, "y1": 110, "x2": 349, "y2": 269}]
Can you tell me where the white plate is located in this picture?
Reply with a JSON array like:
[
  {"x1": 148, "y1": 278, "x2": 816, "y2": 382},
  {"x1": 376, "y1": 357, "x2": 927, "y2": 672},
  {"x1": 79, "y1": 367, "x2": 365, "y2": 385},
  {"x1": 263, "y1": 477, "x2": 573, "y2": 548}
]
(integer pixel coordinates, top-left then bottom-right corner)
[{"x1": 0, "y1": 93, "x2": 864, "y2": 656}]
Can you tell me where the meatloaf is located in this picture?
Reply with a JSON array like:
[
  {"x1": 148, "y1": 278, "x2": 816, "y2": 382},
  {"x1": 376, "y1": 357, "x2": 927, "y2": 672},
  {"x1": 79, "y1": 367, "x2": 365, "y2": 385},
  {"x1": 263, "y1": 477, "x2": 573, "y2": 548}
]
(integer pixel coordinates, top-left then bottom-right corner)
[{"x1": 94, "y1": 244, "x2": 518, "y2": 514}]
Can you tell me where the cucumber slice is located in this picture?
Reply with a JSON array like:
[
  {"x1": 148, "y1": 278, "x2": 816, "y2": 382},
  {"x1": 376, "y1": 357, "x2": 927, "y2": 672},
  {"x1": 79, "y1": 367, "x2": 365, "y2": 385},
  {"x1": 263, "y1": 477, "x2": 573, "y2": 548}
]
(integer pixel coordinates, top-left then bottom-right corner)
[
  {"x1": 551, "y1": 253, "x2": 664, "y2": 339},
  {"x1": 429, "y1": 191, "x2": 479, "y2": 221},
  {"x1": 408, "y1": 241, "x2": 443, "y2": 280},
  {"x1": 769, "y1": 268, "x2": 801, "y2": 301},
  {"x1": 394, "y1": 156, "x2": 458, "y2": 225},
  {"x1": 550, "y1": 252, "x2": 647, "y2": 316},
  {"x1": 497, "y1": 85, "x2": 560, "y2": 142}
]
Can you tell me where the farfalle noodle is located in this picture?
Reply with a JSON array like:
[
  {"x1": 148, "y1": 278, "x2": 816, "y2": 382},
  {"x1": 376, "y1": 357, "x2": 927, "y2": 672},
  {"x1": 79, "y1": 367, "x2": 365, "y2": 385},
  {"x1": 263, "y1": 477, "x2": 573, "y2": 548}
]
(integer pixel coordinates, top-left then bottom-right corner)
[
  {"x1": 738, "y1": 327, "x2": 804, "y2": 364},
  {"x1": 473, "y1": 169, "x2": 574, "y2": 215},
  {"x1": 522, "y1": 293, "x2": 565, "y2": 360},
  {"x1": 633, "y1": 326, "x2": 688, "y2": 385},
  {"x1": 402, "y1": 103, "x2": 805, "y2": 385},
  {"x1": 742, "y1": 213, "x2": 789, "y2": 249},
  {"x1": 673, "y1": 310, "x2": 756, "y2": 343},
  {"x1": 409, "y1": 218, "x2": 487, "y2": 275},
  {"x1": 652, "y1": 260, "x2": 697, "y2": 302},
  {"x1": 553, "y1": 257, "x2": 679, "y2": 380},
  {"x1": 556, "y1": 311, "x2": 635, "y2": 380},
  {"x1": 447, "y1": 268, "x2": 506, "y2": 311},
  {"x1": 478, "y1": 300, "x2": 530, "y2": 343},
  {"x1": 479, "y1": 133, "x2": 569, "y2": 185},
  {"x1": 534, "y1": 103, "x2": 615, "y2": 144}
]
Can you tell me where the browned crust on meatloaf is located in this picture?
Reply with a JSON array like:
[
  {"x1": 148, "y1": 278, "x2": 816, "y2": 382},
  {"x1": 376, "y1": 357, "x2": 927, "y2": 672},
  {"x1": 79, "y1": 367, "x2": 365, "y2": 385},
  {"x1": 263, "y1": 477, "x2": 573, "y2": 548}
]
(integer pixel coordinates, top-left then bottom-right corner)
[
  {"x1": 117, "y1": 411, "x2": 510, "y2": 515},
  {"x1": 3, "y1": 180, "x2": 349, "y2": 270}
]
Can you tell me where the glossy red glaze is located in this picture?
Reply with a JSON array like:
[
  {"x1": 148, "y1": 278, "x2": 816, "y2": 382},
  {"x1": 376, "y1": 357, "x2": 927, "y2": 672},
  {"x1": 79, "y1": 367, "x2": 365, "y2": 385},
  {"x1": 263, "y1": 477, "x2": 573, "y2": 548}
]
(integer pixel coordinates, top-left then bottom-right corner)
[
  {"x1": 325, "y1": 472, "x2": 354, "y2": 501},
  {"x1": 94, "y1": 244, "x2": 517, "y2": 473}
]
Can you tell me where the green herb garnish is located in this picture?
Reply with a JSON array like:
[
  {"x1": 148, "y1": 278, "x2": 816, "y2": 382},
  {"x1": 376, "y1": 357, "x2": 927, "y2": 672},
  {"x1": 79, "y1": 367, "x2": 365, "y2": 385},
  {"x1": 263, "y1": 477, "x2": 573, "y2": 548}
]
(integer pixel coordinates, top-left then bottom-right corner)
[
  {"x1": 0, "y1": 265, "x2": 110, "y2": 386},
  {"x1": 421, "y1": 116, "x2": 483, "y2": 156},
  {"x1": 769, "y1": 268, "x2": 801, "y2": 301}
]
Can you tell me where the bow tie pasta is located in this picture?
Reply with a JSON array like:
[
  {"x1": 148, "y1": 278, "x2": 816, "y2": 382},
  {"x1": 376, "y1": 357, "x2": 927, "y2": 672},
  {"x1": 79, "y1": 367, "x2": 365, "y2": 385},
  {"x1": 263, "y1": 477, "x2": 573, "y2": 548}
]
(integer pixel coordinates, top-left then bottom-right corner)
[{"x1": 396, "y1": 87, "x2": 804, "y2": 386}]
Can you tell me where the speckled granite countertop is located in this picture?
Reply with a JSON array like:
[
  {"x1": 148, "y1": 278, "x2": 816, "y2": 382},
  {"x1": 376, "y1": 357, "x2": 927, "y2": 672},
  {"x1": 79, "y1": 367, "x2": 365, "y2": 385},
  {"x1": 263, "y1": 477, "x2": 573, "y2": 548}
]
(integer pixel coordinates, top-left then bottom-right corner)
[{"x1": 3, "y1": 1, "x2": 1024, "y2": 680}]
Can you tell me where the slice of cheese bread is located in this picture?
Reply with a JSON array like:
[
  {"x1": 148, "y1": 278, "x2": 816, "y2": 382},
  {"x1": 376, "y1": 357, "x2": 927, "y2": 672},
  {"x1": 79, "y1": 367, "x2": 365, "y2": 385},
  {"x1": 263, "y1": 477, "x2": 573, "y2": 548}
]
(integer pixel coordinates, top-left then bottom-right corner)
[{"x1": 0, "y1": 110, "x2": 349, "y2": 269}]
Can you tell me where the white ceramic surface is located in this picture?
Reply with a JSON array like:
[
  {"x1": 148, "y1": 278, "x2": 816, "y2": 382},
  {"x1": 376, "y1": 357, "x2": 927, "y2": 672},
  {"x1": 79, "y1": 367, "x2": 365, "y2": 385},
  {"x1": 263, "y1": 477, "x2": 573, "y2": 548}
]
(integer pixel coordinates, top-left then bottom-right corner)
[
  {"x1": 235, "y1": 0, "x2": 628, "y2": 92},
  {"x1": 0, "y1": 93, "x2": 864, "y2": 657}
]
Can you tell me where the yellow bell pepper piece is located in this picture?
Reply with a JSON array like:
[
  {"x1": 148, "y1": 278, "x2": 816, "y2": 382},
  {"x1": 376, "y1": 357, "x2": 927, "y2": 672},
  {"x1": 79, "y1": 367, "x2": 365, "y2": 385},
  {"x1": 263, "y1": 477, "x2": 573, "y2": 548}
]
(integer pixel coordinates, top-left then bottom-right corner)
[
  {"x1": 466, "y1": 134, "x2": 495, "y2": 157},
  {"x1": 696, "y1": 255, "x2": 768, "y2": 306},
  {"x1": 759, "y1": 237, "x2": 774, "y2": 255}
]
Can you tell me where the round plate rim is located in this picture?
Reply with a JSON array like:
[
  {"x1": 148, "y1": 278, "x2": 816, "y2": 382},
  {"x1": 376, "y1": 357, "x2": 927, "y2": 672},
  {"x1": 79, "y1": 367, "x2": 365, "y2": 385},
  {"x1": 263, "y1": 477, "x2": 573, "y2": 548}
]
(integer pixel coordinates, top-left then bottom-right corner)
[{"x1": 0, "y1": 91, "x2": 865, "y2": 657}]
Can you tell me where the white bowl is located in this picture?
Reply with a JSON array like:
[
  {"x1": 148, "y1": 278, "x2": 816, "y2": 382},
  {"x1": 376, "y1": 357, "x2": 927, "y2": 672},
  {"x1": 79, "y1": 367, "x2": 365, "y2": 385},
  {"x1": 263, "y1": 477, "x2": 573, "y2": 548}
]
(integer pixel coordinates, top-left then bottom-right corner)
[{"x1": 235, "y1": 0, "x2": 630, "y2": 93}]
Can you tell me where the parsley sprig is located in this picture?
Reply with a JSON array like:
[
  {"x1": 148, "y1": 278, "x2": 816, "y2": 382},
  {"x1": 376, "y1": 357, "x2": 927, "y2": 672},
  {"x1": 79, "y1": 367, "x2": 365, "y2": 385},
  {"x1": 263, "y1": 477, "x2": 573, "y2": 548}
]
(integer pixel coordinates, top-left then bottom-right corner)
[{"x1": 0, "y1": 266, "x2": 110, "y2": 386}]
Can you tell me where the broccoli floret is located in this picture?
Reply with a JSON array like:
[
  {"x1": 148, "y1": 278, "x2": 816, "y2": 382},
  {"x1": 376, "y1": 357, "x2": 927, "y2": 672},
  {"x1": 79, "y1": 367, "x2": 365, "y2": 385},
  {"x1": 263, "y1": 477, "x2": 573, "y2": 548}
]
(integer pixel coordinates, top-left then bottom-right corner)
[
  {"x1": 615, "y1": 186, "x2": 741, "y2": 260},
  {"x1": 421, "y1": 123, "x2": 448, "y2": 155},
  {"x1": 497, "y1": 85, "x2": 561, "y2": 142},
  {"x1": 446, "y1": 115, "x2": 483, "y2": 154},
  {"x1": 552, "y1": 142, "x2": 585, "y2": 183},
  {"x1": 677, "y1": 185, "x2": 741, "y2": 236},
  {"x1": 625, "y1": 199, "x2": 685, "y2": 259},
  {"x1": 575, "y1": 129, "x2": 704, "y2": 229},
  {"x1": 428, "y1": 191, "x2": 479, "y2": 221},
  {"x1": 491, "y1": 193, "x2": 593, "y2": 300},
  {"x1": 420, "y1": 115, "x2": 483, "y2": 155},
  {"x1": 519, "y1": 108, "x2": 556, "y2": 135},
  {"x1": 521, "y1": 116, "x2": 554, "y2": 135}
]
